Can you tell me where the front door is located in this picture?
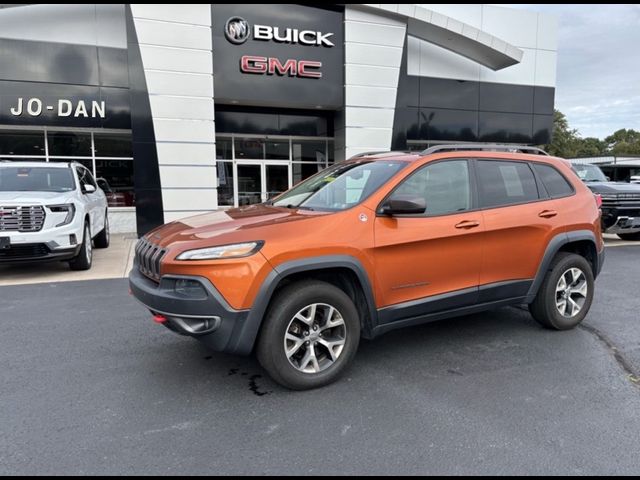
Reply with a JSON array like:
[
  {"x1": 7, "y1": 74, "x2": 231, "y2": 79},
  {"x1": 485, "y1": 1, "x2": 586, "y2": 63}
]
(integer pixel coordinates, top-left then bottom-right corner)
[
  {"x1": 235, "y1": 161, "x2": 290, "y2": 206},
  {"x1": 373, "y1": 159, "x2": 483, "y2": 319}
]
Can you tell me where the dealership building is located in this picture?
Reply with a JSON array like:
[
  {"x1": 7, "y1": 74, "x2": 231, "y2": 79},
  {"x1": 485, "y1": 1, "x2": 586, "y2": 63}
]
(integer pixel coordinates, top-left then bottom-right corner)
[{"x1": 0, "y1": 4, "x2": 558, "y2": 235}]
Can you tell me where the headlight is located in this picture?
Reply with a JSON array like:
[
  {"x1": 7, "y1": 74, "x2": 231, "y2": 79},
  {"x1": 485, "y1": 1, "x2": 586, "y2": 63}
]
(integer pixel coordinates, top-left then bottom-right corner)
[
  {"x1": 175, "y1": 241, "x2": 263, "y2": 261},
  {"x1": 47, "y1": 204, "x2": 76, "y2": 227}
]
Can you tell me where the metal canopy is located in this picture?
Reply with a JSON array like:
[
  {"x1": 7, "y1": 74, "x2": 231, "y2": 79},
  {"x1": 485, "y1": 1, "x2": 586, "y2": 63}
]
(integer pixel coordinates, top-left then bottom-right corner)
[{"x1": 361, "y1": 5, "x2": 524, "y2": 71}]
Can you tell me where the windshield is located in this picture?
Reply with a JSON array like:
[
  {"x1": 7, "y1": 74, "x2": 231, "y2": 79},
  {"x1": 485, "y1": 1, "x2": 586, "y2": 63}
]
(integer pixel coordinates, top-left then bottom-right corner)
[
  {"x1": 272, "y1": 161, "x2": 407, "y2": 211},
  {"x1": 0, "y1": 166, "x2": 75, "y2": 192},
  {"x1": 572, "y1": 164, "x2": 608, "y2": 183}
]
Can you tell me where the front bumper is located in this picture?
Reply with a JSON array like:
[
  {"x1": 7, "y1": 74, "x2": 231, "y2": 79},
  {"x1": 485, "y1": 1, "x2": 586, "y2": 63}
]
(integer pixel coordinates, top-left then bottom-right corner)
[
  {"x1": 604, "y1": 215, "x2": 640, "y2": 234},
  {"x1": 129, "y1": 267, "x2": 250, "y2": 354},
  {"x1": 0, "y1": 242, "x2": 80, "y2": 263}
]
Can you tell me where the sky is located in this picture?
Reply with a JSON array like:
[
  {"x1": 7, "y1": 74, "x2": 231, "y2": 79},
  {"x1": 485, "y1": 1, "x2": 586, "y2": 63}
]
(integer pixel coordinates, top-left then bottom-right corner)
[{"x1": 504, "y1": 4, "x2": 640, "y2": 140}]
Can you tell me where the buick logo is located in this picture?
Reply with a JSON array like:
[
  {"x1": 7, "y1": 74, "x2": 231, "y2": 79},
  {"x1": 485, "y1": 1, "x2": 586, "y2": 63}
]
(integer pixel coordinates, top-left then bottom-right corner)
[{"x1": 225, "y1": 17, "x2": 250, "y2": 44}]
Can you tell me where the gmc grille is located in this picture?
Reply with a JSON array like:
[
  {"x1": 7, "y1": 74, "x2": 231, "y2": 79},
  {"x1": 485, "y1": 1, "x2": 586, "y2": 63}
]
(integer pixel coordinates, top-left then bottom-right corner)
[
  {"x1": 602, "y1": 194, "x2": 640, "y2": 208},
  {"x1": 0, "y1": 205, "x2": 46, "y2": 232},
  {"x1": 135, "y1": 238, "x2": 167, "y2": 282}
]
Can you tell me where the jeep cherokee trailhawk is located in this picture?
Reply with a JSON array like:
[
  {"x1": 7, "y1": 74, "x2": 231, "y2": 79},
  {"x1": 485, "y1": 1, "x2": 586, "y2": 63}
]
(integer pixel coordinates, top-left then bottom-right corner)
[{"x1": 129, "y1": 145, "x2": 605, "y2": 390}]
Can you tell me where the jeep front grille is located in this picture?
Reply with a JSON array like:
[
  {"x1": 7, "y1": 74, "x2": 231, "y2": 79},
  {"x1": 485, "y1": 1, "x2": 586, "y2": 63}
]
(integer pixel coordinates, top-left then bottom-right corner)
[
  {"x1": 135, "y1": 238, "x2": 167, "y2": 282},
  {"x1": 0, "y1": 205, "x2": 46, "y2": 232}
]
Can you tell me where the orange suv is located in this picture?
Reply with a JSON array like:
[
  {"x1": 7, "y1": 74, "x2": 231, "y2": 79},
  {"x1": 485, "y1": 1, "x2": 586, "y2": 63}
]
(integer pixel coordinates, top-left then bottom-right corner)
[{"x1": 129, "y1": 145, "x2": 605, "y2": 390}]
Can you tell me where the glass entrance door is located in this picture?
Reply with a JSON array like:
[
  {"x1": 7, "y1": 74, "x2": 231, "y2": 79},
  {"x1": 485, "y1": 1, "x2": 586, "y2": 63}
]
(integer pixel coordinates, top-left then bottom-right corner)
[
  {"x1": 265, "y1": 164, "x2": 289, "y2": 201},
  {"x1": 236, "y1": 163, "x2": 262, "y2": 206},
  {"x1": 235, "y1": 161, "x2": 291, "y2": 206},
  {"x1": 217, "y1": 134, "x2": 333, "y2": 208}
]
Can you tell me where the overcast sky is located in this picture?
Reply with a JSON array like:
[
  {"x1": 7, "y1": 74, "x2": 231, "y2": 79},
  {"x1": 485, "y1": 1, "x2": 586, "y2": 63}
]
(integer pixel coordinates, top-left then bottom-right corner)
[{"x1": 504, "y1": 4, "x2": 640, "y2": 139}]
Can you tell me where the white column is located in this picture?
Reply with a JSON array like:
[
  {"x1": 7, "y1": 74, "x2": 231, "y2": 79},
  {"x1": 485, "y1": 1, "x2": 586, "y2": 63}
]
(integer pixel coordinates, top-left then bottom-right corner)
[
  {"x1": 343, "y1": 6, "x2": 407, "y2": 160},
  {"x1": 130, "y1": 4, "x2": 217, "y2": 222}
]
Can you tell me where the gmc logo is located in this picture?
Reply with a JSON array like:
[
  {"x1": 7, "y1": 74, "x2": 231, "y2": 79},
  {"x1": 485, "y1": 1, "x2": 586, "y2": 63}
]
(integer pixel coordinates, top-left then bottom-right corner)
[{"x1": 240, "y1": 56, "x2": 322, "y2": 79}]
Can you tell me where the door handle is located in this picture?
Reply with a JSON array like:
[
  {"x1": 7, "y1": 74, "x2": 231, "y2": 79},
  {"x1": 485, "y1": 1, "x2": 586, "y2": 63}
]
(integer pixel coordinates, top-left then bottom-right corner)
[
  {"x1": 455, "y1": 220, "x2": 480, "y2": 229},
  {"x1": 539, "y1": 210, "x2": 558, "y2": 218}
]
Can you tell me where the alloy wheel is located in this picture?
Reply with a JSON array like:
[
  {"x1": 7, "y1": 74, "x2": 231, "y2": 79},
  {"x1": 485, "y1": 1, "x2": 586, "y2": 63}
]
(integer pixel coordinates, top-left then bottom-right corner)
[
  {"x1": 555, "y1": 267, "x2": 588, "y2": 318},
  {"x1": 284, "y1": 303, "x2": 347, "y2": 374}
]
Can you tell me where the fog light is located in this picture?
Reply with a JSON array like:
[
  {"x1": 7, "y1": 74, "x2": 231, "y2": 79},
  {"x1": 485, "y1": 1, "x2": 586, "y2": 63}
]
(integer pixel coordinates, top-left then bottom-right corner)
[
  {"x1": 174, "y1": 279, "x2": 207, "y2": 299},
  {"x1": 69, "y1": 234, "x2": 77, "y2": 245}
]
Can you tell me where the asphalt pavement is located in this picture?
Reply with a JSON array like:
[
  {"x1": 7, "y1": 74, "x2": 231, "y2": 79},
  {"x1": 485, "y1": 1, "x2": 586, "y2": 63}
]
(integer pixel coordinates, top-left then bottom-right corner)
[{"x1": 1, "y1": 246, "x2": 639, "y2": 475}]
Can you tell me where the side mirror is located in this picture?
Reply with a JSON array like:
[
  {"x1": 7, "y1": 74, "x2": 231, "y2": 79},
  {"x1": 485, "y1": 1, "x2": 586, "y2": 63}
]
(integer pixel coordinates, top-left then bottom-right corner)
[
  {"x1": 84, "y1": 184, "x2": 96, "y2": 194},
  {"x1": 379, "y1": 195, "x2": 426, "y2": 215},
  {"x1": 605, "y1": 176, "x2": 611, "y2": 182}
]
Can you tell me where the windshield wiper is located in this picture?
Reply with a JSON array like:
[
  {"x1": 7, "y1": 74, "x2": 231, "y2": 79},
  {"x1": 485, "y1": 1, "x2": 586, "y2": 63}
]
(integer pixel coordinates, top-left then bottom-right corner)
[{"x1": 280, "y1": 204, "x2": 314, "y2": 211}]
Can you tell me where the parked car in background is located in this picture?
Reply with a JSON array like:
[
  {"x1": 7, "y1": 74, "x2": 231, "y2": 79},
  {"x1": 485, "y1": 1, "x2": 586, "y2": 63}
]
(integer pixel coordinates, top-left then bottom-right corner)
[
  {"x1": 96, "y1": 177, "x2": 133, "y2": 207},
  {"x1": 572, "y1": 163, "x2": 640, "y2": 241},
  {"x1": 0, "y1": 162, "x2": 110, "y2": 270},
  {"x1": 130, "y1": 145, "x2": 604, "y2": 390}
]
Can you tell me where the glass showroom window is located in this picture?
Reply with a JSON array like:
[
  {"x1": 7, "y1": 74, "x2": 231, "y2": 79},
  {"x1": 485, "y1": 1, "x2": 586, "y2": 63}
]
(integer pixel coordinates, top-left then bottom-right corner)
[
  {"x1": 0, "y1": 129, "x2": 46, "y2": 158},
  {"x1": 0, "y1": 128, "x2": 134, "y2": 207},
  {"x1": 215, "y1": 134, "x2": 333, "y2": 208},
  {"x1": 216, "y1": 136, "x2": 235, "y2": 207}
]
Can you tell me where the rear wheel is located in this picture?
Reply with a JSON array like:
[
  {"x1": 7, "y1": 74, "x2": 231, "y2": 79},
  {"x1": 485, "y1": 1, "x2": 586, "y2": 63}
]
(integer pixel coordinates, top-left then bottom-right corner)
[
  {"x1": 256, "y1": 280, "x2": 361, "y2": 390},
  {"x1": 529, "y1": 252, "x2": 594, "y2": 330},
  {"x1": 94, "y1": 212, "x2": 110, "y2": 249},
  {"x1": 69, "y1": 222, "x2": 93, "y2": 271},
  {"x1": 617, "y1": 232, "x2": 640, "y2": 241}
]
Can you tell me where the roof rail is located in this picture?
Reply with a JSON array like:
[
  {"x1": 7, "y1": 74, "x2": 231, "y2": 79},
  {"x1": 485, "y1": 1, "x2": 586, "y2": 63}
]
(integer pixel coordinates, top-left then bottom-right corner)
[
  {"x1": 348, "y1": 150, "x2": 411, "y2": 160},
  {"x1": 420, "y1": 144, "x2": 549, "y2": 156}
]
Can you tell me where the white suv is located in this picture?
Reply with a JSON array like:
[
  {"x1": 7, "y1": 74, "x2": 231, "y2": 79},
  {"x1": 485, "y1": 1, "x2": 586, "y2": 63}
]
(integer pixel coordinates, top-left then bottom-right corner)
[{"x1": 0, "y1": 161, "x2": 109, "y2": 270}]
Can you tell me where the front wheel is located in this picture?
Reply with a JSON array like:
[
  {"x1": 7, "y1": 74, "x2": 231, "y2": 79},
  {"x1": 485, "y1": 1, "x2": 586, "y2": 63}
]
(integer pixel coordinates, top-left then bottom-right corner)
[
  {"x1": 256, "y1": 280, "x2": 361, "y2": 390},
  {"x1": 69, "y1": 222, "x2": 93, "y2": 271},
  {"x1": 617, "y1": 232, "x2": 640, "y2": 241},
  {"x1": 529, "y1": 252, "x2": 594, "y2": 330}
]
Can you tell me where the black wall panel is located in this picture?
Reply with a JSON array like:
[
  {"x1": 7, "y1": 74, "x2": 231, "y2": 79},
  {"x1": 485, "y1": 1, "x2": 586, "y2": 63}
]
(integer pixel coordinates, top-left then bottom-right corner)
[
  {"x1": 126, "y1": 5, "x2": 163, "y2": 235},
  {"x1": 479, "y1": 82, "x2": 534, "y2": 114},
  {"x1": 215, "y1": 106, "x2": 332, "y2": 137},
  {"x1": 420, "y1": 77, "x2": 479, "y2": 110}
]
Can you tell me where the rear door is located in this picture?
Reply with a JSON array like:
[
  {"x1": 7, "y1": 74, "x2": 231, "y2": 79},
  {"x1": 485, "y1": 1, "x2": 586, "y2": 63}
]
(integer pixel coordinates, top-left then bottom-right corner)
[{"x1": 475, "y1": 159, "x2": 563, "y2": 299}]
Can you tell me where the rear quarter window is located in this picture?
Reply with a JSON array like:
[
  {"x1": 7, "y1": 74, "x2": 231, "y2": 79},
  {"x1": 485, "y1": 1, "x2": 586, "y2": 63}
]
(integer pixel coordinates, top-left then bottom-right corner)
[{"x1": 532, "y1": 163, "x2": 574, "y2": 198}]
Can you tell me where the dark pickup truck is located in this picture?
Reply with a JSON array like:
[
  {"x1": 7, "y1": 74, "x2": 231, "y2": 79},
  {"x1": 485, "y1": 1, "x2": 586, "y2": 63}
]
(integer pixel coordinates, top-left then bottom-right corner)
[{"x1": 573, "y1": 163, "x2": 640, "y2": 240}]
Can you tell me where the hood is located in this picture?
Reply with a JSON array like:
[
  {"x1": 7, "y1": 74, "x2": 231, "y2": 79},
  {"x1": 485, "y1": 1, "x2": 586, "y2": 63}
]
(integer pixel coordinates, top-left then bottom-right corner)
[
  {"x1": 584, "y1": 181, "x2": 640, "y2": 194},
  {"x1": 148, "y1": 203, "x2": 330, "y2": 249},
  {"x1": 0, "y1": 191, "x2": 77, "y2": 205}
]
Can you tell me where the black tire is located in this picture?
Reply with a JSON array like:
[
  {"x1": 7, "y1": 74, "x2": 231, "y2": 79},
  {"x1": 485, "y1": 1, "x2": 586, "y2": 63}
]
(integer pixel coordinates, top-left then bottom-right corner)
[
  {"x1": 69, "y1": 222, "x2": 93, "y2": 271},
  {"x1": 528, "y1": 252, "x2": 594, "y2": 330},
  {"x1": 256, "y1": 280, "x2": 361, "y2": 391},
  {"x1": 94, "y1": 212, "x2": 110, "y2": 249},
  {"x1": 617, "y1": 232, "x2": 640, "y2": 241}
]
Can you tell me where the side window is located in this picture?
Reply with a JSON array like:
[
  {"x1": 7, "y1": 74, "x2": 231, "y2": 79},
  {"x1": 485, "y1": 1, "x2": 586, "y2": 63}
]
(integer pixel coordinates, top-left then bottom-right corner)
[
  {"x1": 391, "y1": 160, "x2": 471, "y2": 215},
  {"x1": 477, "y1": 160, "x2": 539, "y2": 208},
  {"x1": 83, "y1": 168, "x2": 97, "y2": 188},
  {"x1": 76, "y1": 166, "x2": 97, "y2": 192},
  {"x1": 75, "y1": 166, "x2": 86, "y2": 189},
  {"x1": 532, "y1": 163, "x2": 574, "y2": 198}
]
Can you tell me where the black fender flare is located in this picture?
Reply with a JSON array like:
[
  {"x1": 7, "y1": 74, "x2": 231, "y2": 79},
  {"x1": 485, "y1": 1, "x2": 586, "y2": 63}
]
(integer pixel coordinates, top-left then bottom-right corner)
[
  {"x1": 525, "y1": 229, "x2": 601, "y2": 302},
  {"x1": 225, "y1": 255, "x2": 378, "y2": 355}
]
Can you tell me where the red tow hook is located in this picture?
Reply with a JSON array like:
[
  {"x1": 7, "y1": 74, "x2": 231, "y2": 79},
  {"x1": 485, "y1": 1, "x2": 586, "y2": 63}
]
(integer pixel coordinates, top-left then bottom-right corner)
[{"x1": 152, "y1": 314, "x2": 167, "y2": 324}]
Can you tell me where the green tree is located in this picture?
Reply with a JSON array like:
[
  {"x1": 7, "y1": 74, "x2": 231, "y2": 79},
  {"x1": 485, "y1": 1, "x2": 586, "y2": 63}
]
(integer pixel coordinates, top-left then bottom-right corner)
[
  {"x1": 545, "y1": 110, "x2": 580, "y2": 157},
  {"x1": 604, "y1": 129, "x2": 640, "y2": 155},
  {"x1": 574, "y1": 137, "x2": 607, "y2": 157}
]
